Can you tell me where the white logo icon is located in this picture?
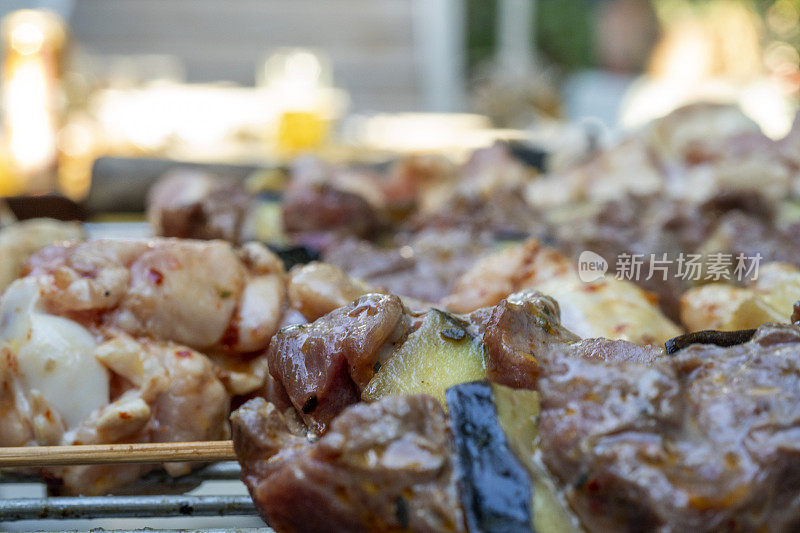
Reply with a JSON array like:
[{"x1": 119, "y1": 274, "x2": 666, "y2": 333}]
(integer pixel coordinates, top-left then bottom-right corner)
[{"x1": 578, "y1": 250, "x2": 608, "y2": 283}]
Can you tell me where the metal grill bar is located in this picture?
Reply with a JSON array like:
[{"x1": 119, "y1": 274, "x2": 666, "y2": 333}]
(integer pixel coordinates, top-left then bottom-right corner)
[
  {"x1": 33, "y1": 530, "x2": 273, "y2": 533},
  {"x1": 0, "y1": 495, "x2": 258, "y2": 521}
]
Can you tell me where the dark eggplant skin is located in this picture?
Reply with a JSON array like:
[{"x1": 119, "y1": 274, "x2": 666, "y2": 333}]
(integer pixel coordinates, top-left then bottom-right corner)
[
  {"x1": 266, "y1": 244, "x2": 320, "y2": 269},
  {"x1": 446, "y1": 381, "x2": 533, "y2": 533},
  {"x1": 507, "y1": 141, "x2": 548, "y2": 172},
  {"x1": 665, "y1": 328, "x2": 757, "y2": 355}
]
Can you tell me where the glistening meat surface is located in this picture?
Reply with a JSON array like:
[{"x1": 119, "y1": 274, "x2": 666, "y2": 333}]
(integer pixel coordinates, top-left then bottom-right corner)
[
  {"x1": 537, "y1": 324, "x2": 800, "y2": 532},
  {"x1": 266, "y1": 293, "x2": 414, "y2": 433},
  {"x1": 232, "y1": 395, "x2": 465, "y2": 533}
]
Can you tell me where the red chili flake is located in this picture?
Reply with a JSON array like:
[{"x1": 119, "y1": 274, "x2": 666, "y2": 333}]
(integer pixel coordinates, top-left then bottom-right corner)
[
  {"x1": 176, "y1": 350, "x2": 192, "y2": 358},
  {"x1": 119, "y1": 411, "x2": 132, "y2": 420},
  {"x1": 587, "y1": 478, "x2": 601, "y2": 492},
  {"x1": 146, "y1": 268, "x2": 164, "y2": 285},
  {"x1": 5, "y1": 351, "x2": 18, "y2": 372},
  {"x1": 220, "y1": 318, "x2": 240, "y2": 348}
]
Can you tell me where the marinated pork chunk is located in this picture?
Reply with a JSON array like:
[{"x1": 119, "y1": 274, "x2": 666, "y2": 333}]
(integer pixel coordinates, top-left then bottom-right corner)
[
  {"x1": 147, "y1": 170, "x2": 255, "y2": 244},
  {"x1": 267, "y1": 293, "x2": 415, "y2": 433},
  {"x1": 323, "y1": 229, "x2": 497, "y2": 303},
  {"x1": 319, "y1": 144, "x2": 548, "y2": 303},
  {"x1": 699, "y1": 209, "x2": 800, "y2": 266},
  {"x1": 537, "y1": 324, "x2": 800, "y2": 532},
  {"x1": 551, "y1": 194, "x2": 707, "y2": 320},
  {"x1": 408, "y1": 143, "x2": 542, "y2": 235},
  {"x1": 282, "y1": 157, "x2": 384, "y2": 242},
  {"x1": 482, "y1": 291, "x2": 579, "y2": 390},
  {"x1": 232, "y1": 395, "x2": 465, "y2": 533},
  {"x1": 550, "y1": 191, "x2": 800, "y2": 322}
]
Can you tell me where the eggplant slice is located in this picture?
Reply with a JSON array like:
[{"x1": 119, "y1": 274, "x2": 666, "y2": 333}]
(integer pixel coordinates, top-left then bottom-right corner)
[
  {"x1": 267, "y1": 244, "x2": 320, "y2": 269},
  {"x1": 446, "y1": 381, "x2": 533, "y2": 533},
  {"x1": 664, "y1": 328, "x2": 757, "y2": 355}
]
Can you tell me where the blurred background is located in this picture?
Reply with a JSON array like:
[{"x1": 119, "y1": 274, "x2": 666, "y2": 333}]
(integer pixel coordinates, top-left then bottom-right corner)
[{"x1": 0, "y1": 0, "x2": 796, "y2": 202}]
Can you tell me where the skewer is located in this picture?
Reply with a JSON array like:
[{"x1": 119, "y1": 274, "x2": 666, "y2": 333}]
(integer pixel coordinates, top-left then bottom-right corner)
[{"x1": 0, "y1": 440, "x2": 236, "y2": 467}]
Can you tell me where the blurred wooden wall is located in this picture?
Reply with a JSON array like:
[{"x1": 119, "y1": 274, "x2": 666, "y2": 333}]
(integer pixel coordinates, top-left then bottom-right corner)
[{"x1": 69, "y1": 0, "x2": 425, "y2": 111}]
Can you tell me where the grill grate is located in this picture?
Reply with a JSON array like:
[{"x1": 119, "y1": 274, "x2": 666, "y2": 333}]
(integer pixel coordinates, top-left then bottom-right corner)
[
  {"x1": 0, "y1": 495, "x2": 256, "y2": 521},
  {"x1": 0, "y1": 462, "x2": 270, "y2": 532}
]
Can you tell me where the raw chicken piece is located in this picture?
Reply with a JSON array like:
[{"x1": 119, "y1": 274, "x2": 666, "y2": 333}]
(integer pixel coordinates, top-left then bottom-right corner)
[
  {"x1": 645, "y1": 102, "x2": 762, "y2": 166},
  {"x1": 0, "y1": 218, "x2": 84, "y2": 292},
  {"x1": 287, "y1": 262, "x2": 373, "y2": 321},
  {"x1": 441, "y1": 238, "x2": 574, "y2": 314},
  {"x1": 525, "y1": 139, "x2": 663, "y2": 209},
  {"x1": 0, "y1": 278, "x2": 230, "y2": 494},
  {"x1": 23, "y1": 238, "x2": 286, "y2": 357},
  {"x1": 680, "y1": 262, "x2": 800, "y2": 331},
  {"x1": 0, "y1": 238, "x2": 287, "y2": 493},
  {"x1": 56, "y1": 332, "x2": 230, "y2": 495},
  {"x1": 443, "y1": 239, "x2": 682, "y2": 346},
  {"x1": 0, "y1": 278, "x2": 107, "y2": 447}
]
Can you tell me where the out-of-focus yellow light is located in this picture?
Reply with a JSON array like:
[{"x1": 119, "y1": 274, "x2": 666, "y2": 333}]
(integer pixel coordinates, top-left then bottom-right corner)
[
  {"x1": 5, "y1": 57, "x2": 56, "y2": 172},
  {"x1": 57, "y1": 120, "x2": 97, "y2": 200},
  {"x1": 261, "y1": 49, "x2": 331, "y2": 156},
  {"x1": 650, "y1": 22, "x2": 714, "y2": 85},
  {"x1": 0, "y1": 144, "x2": 20, "y2": 196},
  {"x1": 1, "y1": 9, "x2": 66, "y2": 193},
  {"x1": 10, "y1": 22, "x2": 43, "y2": 55},
  {"x1": 276, "y1": 111, "x2": 328, "y2": 154},
  {"x1": 58, "y1": 122, "x2": 93, "y2": 158}
]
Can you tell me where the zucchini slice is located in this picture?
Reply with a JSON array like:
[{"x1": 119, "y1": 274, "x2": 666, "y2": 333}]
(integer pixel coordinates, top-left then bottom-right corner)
[
  {"x1": 492, "y1": 384, "x2": 582, "y2": 533},
  {"x1": 447, "y1": 381, "x2": 583, "y2": 533},
  {"x1": 446, "y1": 381, "x2": 532, "y2": 532},
  {"x1": 362, "y1": 309, "x2": 485, "y2": 406}
]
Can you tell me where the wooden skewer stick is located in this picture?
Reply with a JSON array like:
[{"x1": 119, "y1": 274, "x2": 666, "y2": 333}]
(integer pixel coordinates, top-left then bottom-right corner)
[{"x1": 0, "y1": 440, "x2": 236, "y2": 467}]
